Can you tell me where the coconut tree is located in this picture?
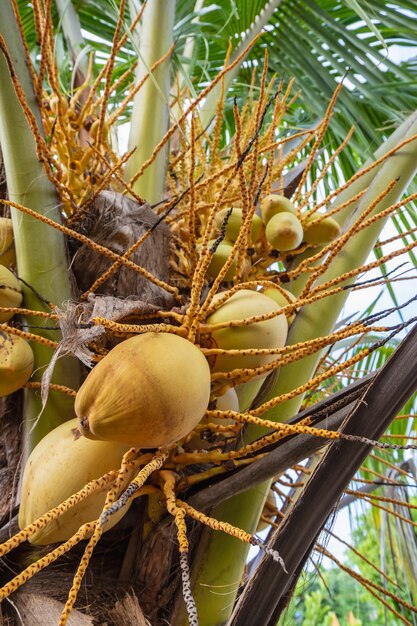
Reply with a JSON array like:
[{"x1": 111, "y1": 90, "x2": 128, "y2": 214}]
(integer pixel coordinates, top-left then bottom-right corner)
[{"x1": 1, "y1": 1, "x2": 417, "y2": 625}]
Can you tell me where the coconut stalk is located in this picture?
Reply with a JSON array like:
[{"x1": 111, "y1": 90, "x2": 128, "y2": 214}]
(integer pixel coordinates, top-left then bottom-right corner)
[
  {"x1": 0, "y1": 1, "x2": 79, "y2": 453},
  {"x1": 176, "y1": 112, "x2": 417, "y2": 626},
  {"x1": 124, "y1": 0, "x2": 176, "y2": 204}
]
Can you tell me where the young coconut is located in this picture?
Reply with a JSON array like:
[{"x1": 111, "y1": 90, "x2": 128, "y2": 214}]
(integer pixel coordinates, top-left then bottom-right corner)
[
  {"x1": 75, "y1": 332, "x2": 211, "y2": 448},
  {"x1": 265, "y1": 212, "x2": 304, "y2": 252},
  {"x1": 18, "y1": 418, "x2": 134, "y2": 545},
  {"x1": 203, "y1": 240, "x2": 238, "y2": 281},
  {"x1": 303, "y1": 215, "x2": 341, "y2": 245},
  {"x1": 206, "y1": 289, "x2": 288, "y2": 374},
  {"x1": 260, "y1": 194, "x2": 297, "y2": 224},
  {"x1": 0, "y1": 331, "x2": 34, "y2": 397},
  {"x1": 184, "y1": 387, "x2": 239, "y2": 451},
  {"x1": 214, "y1": 208, "x2": 263, "y2": 243},
  {"x1": 262, "y1": 287, "x2": 297, "y2": 324},
  {"x1": 0, "y1": 218, "x2": 16, "y2": 267},
  {"x1": 0, "y1": 265, "x2": 22, "y2": 322}
]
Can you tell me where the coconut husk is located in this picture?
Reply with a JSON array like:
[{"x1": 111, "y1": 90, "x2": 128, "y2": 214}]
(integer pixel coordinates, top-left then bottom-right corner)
[
  {"x1": 71, "y1": 191, "x2": 173, "y2": 308},
  {"x1": 107, "y1": 593, "x2": 150, "y2": 626},
  {"x1": 0, "y1": 394, "x2": 22, "y2": 526},
  {"x1": 7, "y1": 593, "x2": 94, "y2": 625}
]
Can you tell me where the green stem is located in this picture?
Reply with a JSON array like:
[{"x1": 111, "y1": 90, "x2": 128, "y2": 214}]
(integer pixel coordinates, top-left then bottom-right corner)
[
  {"x1": 55, "y1": 0, "x2": 89, "y2": 78},
  {"x1": 124, "y1": 0, "x2": 176, "y2": 204},
  {"x1": 0, "y1": 1, "x2": 79, "y2": 455}
]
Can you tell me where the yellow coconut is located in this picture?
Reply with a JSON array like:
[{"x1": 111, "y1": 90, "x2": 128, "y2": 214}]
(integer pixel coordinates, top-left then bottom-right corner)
[
  {"x1": 214, "y1": 208, "x2": 263, "y2": 243},
  {"x1": 303, "y1": 215, "x2": 341, "y2": 245},
  {"x1": 260, "y1": 194, "x2": 296, "y2": 224},
  {"x1": 18, "y1": 418, "x2": 133, "y2": 545},
  {"x1": 265, "y1": 212, "x2": 304, "y2": 252},
  {"x1": 184, "y1": 387, "x2": 239, "y2": 451},
  {"x1": 263, "y1": 287, "x2": 297, "y2": 324},
  {"x1": 206, "y1": 289, "x2": 288, "y2": 374},
  {"x1": 0, "y1": 331, "x2": 34, "y2": 397},
  {"x1": 0, "y1": 218, "x2": 16, "y2": 267},
  {"x1": 75, "y1": 332, "x2": 211, "y2": 448},
  {"x1": 0, "y1": 265, "x2": 22, "y2": 322}
]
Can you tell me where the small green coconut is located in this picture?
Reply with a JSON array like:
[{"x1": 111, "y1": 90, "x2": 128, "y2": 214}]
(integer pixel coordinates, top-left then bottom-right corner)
[
  {"x1": 260, "y1": 194, "x2": 297, "y2": 224},
  {"x1": 214, "y1": 208, "x2": 264, "y2": 243},
  {"x1": 265, "y1": 212, "x2": 304, "y2": 251},
  {"x1": 263, "y1": 287, "x2": 297, "y2": 324},
  {"x1": 0, "y1": 265, "x2": 22, "y2": 322},
  {"x1": 303, "y1": 215, "x2": 341, "y2": 245}
]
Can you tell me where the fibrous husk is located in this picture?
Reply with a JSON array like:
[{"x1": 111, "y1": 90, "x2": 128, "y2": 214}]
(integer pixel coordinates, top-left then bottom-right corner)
[
  {"x1": 71, "y1": 191, "x2": 173, "y2": 307},
  {"x1": 108, "y1": 592, "x2": 150, "y2": 626},
  {"x1": 9, "y1": 592, "x2": 94, "y2": 625}
]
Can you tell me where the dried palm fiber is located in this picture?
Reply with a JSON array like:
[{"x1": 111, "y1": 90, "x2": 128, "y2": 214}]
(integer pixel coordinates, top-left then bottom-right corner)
[
  {"x1": 0, "y1": 392, "x2": 22, "y2": 525},
  {"x1": 71, "y1": 191, "x2": 172, "y2": 307}
]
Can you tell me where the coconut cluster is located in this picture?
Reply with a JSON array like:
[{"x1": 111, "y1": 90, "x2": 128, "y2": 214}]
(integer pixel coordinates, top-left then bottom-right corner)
[
  {"x1": 0, "y1": 220, "x2": 34, "y2": 397},
  {"x1": 261, "y1": 193, "x2": 341, "y2": 254},
  {"x1": 197, "y1": 195, "x2": 341, "y2": 288}
]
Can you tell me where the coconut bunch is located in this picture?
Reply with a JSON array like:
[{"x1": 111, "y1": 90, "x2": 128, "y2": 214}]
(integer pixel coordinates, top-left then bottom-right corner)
[
  {"x1": 3, "y1": 26, "x2": 410, "y2": 626},
  {"x1": 14, "y1": 74, "x2": 348, "y2": 552},
  {"x1": 0, "y1": 218, "x2": 34, "y2": 398}
]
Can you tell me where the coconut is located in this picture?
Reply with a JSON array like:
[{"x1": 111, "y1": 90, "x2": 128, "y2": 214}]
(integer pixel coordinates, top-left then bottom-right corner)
[
  {"x1": 260, "y1": 194, "x2": 296, "y2": 224},
  {"x1": 75, "y1": 332, "x2": 211, "y2": 448},
  {"x1": 206, "y1": 289, "x2": 288, "y2": 373},
  {"x1": 262, "y1": 287, "x2": 297, "y2": 324},
  {"x1": 184, "y1": 387, "x2": 239, "y2": 451},
  {"x1": 203, "y1": 240, "x2": 238, "y2": 281},
  {"x1": 303, "y1": 215, "x2": 341, "y2": 245},
  {"x1": 0, "y1": 331, "x2": 34, "y2": 397},
  {"x1": 0, "y1": 265, "x2": 22, "y2": 322},
  {"x1": 0, "y1": 218, "x2": 16, "y2": 267},
  {"x1": 18, "y1": 418, "x2": 133, "y2": 545},
  {"x1": 214, "y1": 208, "x2": 263, "y2": 243},
  {"x1": 265, "y1": 212, "x2": 304, "y2": 252}
]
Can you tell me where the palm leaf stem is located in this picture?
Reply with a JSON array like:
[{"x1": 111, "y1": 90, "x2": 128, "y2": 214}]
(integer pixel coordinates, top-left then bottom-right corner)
[
  {"x1": 125, "y1": 0, "x2": 176, "y2": 204},
  {"x1": 0, "y1": 0, "x2": 79, "y2": 454},
  {"x1": 229, "y1": 322, "x2": 417, "y2": 626}
]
